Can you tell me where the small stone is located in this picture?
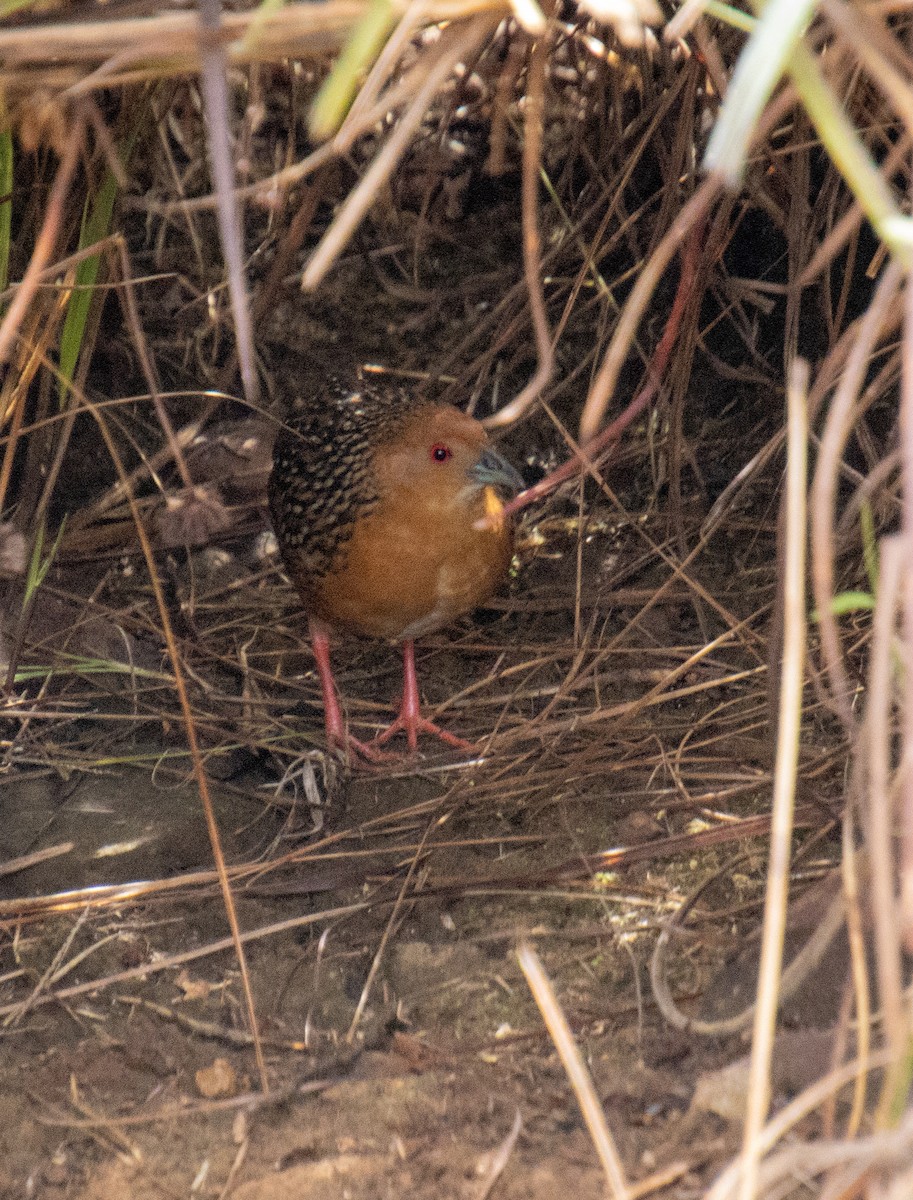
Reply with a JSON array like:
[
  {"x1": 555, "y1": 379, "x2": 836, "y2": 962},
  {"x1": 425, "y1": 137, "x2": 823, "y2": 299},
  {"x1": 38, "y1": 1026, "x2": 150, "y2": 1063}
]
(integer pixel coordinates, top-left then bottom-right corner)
[{"x1": 195, "y1": 1057, "x2": 237, "y2": 1098}]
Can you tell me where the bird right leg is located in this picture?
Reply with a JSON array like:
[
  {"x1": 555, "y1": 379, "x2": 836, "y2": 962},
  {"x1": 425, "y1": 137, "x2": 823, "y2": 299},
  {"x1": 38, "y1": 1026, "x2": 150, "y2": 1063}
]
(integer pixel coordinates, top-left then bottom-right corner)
[
  {"x1": 373, "y1": 639, "x2": 474, "y2": 753},
  {"x1": 309, "y1": 620, "x2": 395, "y2": 764}
]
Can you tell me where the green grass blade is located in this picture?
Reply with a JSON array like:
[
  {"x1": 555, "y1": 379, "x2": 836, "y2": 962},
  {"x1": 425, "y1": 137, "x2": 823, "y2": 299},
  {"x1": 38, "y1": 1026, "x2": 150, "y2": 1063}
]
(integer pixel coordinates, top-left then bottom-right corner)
[
  {"x1": 860, "y1": 500, "x2": 879, "y2": 592},
  {"x1": 0, "y1": 0, "x2": 40, "y2": 16},
  {"x1": 22, "y1": 516, "x2": 66, "y2": 608},
  {"x1": 22, "y1": 518, "x2": 46, "y2": 607},
  {"x1": 704, "y1": 0, "x2": 816, "y2": 184},
  {"x1": 789, "y1": 41, "x2": 911, "y2": 266},
  {"x1": 14, "y1": 654, "x2": 170, "y2": 683},
  {"x1": 703, "y1": 1, "x2": 756, "y2": 33},
  {"x1": 58, "y1": 167, "x2": 120, "y2": 406},
  {"x1": 241, "y1": 0, "x2": 287, "y2": 52},
  {"x1": 310, "y1": 0, "x2": 395, "y2": 140},
  {"x1": 823, "y1": 591, "x2": 876, "y2": 617}
]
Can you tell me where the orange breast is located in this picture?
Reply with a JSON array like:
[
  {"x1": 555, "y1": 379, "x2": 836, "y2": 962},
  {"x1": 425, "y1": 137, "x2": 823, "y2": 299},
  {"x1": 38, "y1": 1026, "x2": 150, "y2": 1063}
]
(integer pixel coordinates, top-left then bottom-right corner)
[{"x1": 307, "y1": 484, "x2": 513, "y2": 641}]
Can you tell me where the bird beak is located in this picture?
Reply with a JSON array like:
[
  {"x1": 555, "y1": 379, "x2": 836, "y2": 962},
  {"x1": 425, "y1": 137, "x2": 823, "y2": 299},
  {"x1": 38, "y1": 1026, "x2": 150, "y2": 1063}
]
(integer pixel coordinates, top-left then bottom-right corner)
[{"x1": 470, "y1": 446, "x2": 525, "y2": 495}]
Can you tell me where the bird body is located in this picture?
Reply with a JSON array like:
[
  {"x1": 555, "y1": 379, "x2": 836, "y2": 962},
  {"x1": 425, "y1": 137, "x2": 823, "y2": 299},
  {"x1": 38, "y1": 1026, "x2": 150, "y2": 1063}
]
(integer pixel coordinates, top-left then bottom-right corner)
[{"x1": 270, "y1": 378, "x2": 522, "y2": 757}]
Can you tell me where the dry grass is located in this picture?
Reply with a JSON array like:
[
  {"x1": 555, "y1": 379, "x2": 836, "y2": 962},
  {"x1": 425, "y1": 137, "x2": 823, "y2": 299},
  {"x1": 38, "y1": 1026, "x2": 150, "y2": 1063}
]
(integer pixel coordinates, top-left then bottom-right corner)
[{"x1": 0, "y1": 0, "x2": 911, "y2": 1196}]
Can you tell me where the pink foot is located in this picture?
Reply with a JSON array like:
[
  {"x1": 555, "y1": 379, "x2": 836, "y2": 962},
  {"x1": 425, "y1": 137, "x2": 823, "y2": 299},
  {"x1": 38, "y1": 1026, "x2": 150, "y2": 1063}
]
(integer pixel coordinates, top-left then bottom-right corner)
[
  {"x1": 328, "y1": 729, "x2": 401, "y2": 766},
  {"x1": 374, "y1": 712, "x2": 474, "y2": 753},
  {"x1": 373, "y1": 640, "x2": 475, "y2": 754},
  {"x1": 310, "y1": 625, "x2": 474, "y2": 764}
]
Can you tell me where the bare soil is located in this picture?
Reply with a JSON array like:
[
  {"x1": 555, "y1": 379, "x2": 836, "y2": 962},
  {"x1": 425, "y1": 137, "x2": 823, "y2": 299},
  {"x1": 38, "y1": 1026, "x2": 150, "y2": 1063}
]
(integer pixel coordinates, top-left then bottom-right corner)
[
  {"x1": 0, "y1": 128, "x2": 848, "y2": 1200},
  {"x1": 0, "y1": 522, "x2": 845, "y2": 1200}
]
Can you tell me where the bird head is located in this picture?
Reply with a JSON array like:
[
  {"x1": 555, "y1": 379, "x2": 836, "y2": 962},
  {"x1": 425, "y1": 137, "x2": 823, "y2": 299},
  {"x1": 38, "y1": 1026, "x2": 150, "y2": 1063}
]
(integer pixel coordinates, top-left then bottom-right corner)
[{"x1": 374, "y1": 405, "x2": 524, "y2": 517}]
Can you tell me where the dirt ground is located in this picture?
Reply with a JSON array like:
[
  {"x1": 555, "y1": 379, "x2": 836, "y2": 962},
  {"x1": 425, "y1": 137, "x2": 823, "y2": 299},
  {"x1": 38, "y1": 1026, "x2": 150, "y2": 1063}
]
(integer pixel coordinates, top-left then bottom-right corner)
[
  {"x1": 0, "y1": 505, "x2": 847, "y2": 1200},
  {"x1": 0, "y1": 763, "x2": 768, "y2": 1200},
  {"x1": 0, "y1": 91, "x2": 851, "y2": 1198}
]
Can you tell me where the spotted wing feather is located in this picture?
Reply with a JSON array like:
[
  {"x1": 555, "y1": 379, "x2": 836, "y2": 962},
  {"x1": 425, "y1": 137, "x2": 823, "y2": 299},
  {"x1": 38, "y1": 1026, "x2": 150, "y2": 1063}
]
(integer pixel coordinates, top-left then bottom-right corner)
[{"x1": 269, "y1": 379, "x2": 423, "y2": 596}]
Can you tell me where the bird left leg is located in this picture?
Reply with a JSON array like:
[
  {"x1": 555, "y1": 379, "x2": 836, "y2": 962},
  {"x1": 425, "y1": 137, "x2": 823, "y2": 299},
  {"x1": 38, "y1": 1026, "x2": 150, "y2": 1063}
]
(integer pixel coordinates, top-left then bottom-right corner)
[
  {"x1": 374, "y1": 639, "x2": 474, "y2": 753},
  {"x1": 310, "y1": 620, "x2": 396, "y2": 764}
]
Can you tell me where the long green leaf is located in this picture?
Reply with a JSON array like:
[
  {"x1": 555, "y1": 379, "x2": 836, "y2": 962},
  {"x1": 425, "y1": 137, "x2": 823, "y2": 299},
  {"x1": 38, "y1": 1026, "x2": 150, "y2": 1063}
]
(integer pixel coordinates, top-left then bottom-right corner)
[
  {"x1": 703, "y1": 1, "x2": 756, "y2": 34},
  {"x1": 310, "y1": 0, "x2": 395, "y2": 140},
  {"x1": 824, "y1": 591, "x2": 876, "y2": 617},
  {"x1": 704, "y1": 0, "x2": 816, "y2": 183},
  {"x1": 704, "y1": 0, "x2": 913, "y2": 266},
  {"x1": 860, "y1": 500, "x2": 878, "y2": 592},
  {"x1": 789, "y1": 41, "x2": 912, "y2": 267},
  {"x1": 0, "y1": 0, "x2": 39, "y2": 16},
  {"x1": 58, "y1": 167, "x2": 120, "y2": 406},
  {"x1": 14, "y1": 656, "x2": 170, "y2": 683}
]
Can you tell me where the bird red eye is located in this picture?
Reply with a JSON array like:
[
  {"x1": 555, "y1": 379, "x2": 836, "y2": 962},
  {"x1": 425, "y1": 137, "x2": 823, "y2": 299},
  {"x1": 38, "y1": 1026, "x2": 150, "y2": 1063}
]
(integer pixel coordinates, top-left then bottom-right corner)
[{"x1": 430, "y1": 443, "x2": 452, "y2": 463}]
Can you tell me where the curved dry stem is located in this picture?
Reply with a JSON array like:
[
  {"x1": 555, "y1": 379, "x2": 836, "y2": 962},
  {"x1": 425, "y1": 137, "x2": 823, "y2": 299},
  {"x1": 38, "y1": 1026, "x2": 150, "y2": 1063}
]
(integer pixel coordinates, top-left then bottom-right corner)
[
  {"x1": 0, "y1": 119, "x2": 83, "y2": 371},
  {"x1": 864, "y1": 535, "x2": 906, "y2": 1120},
  {"x1": 88, "y1": 402, "x2": 269, "y2": 1094},
  {"x1": 857, "y1": 223, "x2": 913, "y2": 1118},
  {"x1": 518, "y1": 941, "x2": 630, "y2": 1199},
  {"x1": 482, "y1": 30, "x2": 553, "y2": 429},
  {"x1": 199, "y1": 0, "x2": 260, "y2": 407},
  {"x1": 899, "y1": 236, "x2": 913, "y2": 962},
  {"x1": 578, "y1": 180, "x2": 719, "y2": 445},
  {"x1": 840, "y1": 803, "x2": 871, "y2": 1139},
  {"x1": 736, "y1": 358, "x2": 808, "y2": 1200},
  {"x1": 499, "y1": 215, "x2": 706, "y2": 522},
  {"x1": 650, "y1": 863, "x2": 846, "y2": 1039},
  {"x1": 810, "y1": 261, "x2": 903, "y2": 729}
]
